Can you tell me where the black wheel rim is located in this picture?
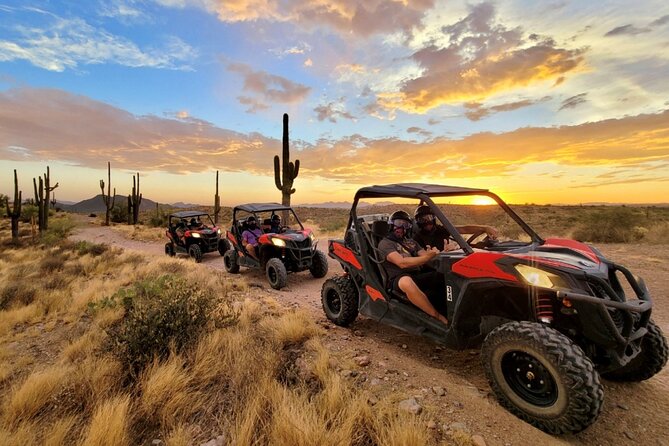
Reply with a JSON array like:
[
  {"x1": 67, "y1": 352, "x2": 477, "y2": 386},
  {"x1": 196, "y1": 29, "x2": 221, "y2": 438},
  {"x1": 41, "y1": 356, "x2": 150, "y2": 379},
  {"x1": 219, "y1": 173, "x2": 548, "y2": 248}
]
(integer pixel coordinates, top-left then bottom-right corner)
[
  {"x1": 325, "y1": 288, "x2": 341, "y2": 315},
  {"x1": 501, "y1": 350, "x2": 558, "y2": 407}
]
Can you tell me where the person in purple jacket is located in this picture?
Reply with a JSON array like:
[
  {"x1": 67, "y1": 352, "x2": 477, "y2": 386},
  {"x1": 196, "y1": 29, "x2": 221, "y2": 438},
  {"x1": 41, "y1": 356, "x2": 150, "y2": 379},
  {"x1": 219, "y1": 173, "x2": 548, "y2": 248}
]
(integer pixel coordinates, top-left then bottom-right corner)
[{"x1": 242, "y1": 216, "x2": 263, "y2": 260}]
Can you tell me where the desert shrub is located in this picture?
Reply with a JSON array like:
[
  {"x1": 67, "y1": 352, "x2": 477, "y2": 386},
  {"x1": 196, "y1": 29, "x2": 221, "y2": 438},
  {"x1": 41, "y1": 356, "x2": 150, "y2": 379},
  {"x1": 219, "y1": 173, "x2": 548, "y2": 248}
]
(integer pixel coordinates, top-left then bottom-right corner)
[
  {"x1": 148, "y1": 209, "x2": 169, "y2": 228},
  {"x1": 572, "y1": 207, "x2": 643, "y2": 243},
  {"x1": 71, "y1": 240, "x2": 109, "y2": 257},
  {"x1": 0, "y1": 283, "x2": 37, "y2": 309},
  {"x1": 41, "y1": 216, "x2": 76, "y2": 246},
  {"x1": 39, "y1": 252, "x2": 68, "y2": 273},
  {"x1": 19, "y1": 204, "x2": 39, "y2": 223},
  {"x1": 107, "y1": 274, "x2": 236, "y2": 374},
  {"x1": 110, "y1": 203, "x2": 129, "y2": 224}
]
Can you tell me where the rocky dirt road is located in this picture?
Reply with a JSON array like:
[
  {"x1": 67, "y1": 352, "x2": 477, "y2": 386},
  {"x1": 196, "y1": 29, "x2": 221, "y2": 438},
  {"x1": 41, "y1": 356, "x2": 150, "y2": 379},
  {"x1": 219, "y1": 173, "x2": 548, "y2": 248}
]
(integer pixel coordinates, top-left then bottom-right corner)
[{"x1": 71, "y1": 219, "x2": 669, "y2": 446}]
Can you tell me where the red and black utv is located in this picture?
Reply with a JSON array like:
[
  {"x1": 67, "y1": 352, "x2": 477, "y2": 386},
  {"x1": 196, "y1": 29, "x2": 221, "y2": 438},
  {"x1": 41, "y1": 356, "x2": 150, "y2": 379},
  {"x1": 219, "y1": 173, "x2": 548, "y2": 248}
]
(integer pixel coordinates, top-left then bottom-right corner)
[
  {"x1": 322, "y1": 183, "x2": 667, "y2": 435},
  {"x1": 165, "y1": 211, "x2": 226, "y2": 262},
  {"x1": 220, "y1": 203, "x2": 328, "y2": 289}
]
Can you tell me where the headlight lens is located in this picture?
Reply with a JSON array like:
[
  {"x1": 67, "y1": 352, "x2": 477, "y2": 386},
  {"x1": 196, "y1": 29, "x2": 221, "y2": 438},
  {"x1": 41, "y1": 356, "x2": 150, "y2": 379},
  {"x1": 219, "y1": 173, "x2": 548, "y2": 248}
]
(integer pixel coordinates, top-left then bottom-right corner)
[
  {"x1": 272, "y1": 238, "x2": 286, "y2": 247},
  {"x1": 191, "y1": 232, "x2": 201, "y2": 238},
  {"x1": 309, "y1": 233, "x2": 316, "y2": 242},
  {"x1": 217, "y1": 228, "x2": 222, "y2": 235},
  {"x1": 515, "y1": 265, "x2": 568, "y2": 289}
]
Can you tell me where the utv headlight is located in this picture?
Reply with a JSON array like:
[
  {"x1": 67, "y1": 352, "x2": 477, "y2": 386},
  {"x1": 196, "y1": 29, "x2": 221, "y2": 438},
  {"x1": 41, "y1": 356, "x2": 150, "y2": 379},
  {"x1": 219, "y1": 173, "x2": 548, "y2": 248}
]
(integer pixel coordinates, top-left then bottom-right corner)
[
  {"x1": 515, "y1": 265, "x2": 568, "y2": 289},
  {"x1": 309, "y1": 233, "x2": 316, "y2": 242},
  {"x1": 272, "y1": 238, "x2": 286, "y2": 247},
  {"x1": 191, "y1": 233, "x2": 201, "y2": 238},
  {"x1": 217, "y1": 228, "x2": 222, "y2": 235}
]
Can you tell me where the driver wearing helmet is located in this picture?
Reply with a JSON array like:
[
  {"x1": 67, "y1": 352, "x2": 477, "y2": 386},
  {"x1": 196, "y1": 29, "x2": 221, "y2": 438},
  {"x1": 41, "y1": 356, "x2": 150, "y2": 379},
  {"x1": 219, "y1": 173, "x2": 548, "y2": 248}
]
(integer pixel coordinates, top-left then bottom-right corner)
[
  {"x1": 378, "y1": 210, "x2": 449, "y2": 325},
  {"x1": 413, "y1": 205, "x2": 498, "y2": 251},
  {"x1": 269, "y1": 214, "x2": 283, "y2": 233},
  {"x1": 242, "y1": 216, "x2": 263, "y2": 260}
]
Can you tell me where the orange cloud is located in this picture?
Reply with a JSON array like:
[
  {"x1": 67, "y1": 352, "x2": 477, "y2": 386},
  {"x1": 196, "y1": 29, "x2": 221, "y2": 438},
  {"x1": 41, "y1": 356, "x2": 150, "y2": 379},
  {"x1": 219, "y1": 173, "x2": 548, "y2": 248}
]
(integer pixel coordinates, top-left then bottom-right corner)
[
  {"x1": 376, "y1": 3, "x2": 585, "y2": 114},
  {"x1": 1, "y1": 87, "x2": 668, "y2": 187},
  {"x1": 227, "y1": 62, "x2": 311, "y2": 110}
]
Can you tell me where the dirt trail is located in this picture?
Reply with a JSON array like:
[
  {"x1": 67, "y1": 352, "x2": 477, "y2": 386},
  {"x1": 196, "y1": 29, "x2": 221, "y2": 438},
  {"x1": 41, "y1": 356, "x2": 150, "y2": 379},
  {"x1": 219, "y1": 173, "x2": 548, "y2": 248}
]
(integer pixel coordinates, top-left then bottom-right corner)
[{"x1": 70, "y1": 218, "x2": 669, "y2": 446}]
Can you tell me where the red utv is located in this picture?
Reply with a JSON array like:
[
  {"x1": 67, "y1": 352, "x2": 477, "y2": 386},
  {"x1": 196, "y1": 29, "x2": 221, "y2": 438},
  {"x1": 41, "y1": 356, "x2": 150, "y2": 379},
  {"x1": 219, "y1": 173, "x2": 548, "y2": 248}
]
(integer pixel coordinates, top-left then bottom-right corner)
[
  {"x1": 322, "y1": 183, "x2": 667, "y2": 435},
  {"x1": 219, "y1": 203, "x2": 328, "y2": 289},
  {"x1": 165, "y1": 211, "x2": 226, "y2": 262}
]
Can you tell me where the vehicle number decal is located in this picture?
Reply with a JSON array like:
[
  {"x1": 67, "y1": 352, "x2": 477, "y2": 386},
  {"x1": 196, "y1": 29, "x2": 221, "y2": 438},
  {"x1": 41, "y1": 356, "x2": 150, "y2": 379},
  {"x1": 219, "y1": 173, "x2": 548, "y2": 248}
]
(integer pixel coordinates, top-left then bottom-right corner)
[{"x1": 446, "y1": 285, "x2": 453, "y2": 302}]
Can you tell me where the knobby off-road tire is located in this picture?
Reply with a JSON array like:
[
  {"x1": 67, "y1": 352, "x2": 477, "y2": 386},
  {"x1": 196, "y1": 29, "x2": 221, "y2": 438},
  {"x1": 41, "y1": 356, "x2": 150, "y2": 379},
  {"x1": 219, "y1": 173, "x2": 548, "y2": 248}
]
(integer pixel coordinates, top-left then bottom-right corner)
[
  {"x1": 266, "y1": 258, "x2": 288, "y2": 290},
  {"x1": 481, "y1": 321, "x2": 603, "y2": 435},
  {"x1": 218, "y1": 239, "x2": 229, "y2": 256},
  {"x1": 188, "y1": 244, "x2": 203, "y2": 263},
  {"x1": 321, "y1": 275, "x2": 358, "y2": 327},
  {"x1": 223, "y1": 250, "x2": 240, "y2": 273},
  {"x1": 165, "y1": 242, "x2": 175, "y2": 257},
  {"x1": 602, "y1": 320, "x2": 668, "y2": 382},
  {"x1": 309, "y1": 250, "x2": 329, "y2": 278}
]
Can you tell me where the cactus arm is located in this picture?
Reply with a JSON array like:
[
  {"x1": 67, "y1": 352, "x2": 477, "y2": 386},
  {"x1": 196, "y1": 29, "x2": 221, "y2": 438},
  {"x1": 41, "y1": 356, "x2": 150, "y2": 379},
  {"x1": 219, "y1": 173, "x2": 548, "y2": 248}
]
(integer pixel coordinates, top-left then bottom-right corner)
[{"x1": 274, "y1": 155, "x2": 283, "y2": 190}]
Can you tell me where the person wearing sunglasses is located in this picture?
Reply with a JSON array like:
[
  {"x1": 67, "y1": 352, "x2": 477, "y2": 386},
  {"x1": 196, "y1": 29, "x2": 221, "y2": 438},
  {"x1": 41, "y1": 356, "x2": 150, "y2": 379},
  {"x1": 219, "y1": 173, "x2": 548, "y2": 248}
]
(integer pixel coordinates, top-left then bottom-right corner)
[
  {"x1": 413, "y1": 205, "x2": 498, "y2": 252},
  {"x1": 378, "y1": 210, "x2": 449, "y2": 325}
]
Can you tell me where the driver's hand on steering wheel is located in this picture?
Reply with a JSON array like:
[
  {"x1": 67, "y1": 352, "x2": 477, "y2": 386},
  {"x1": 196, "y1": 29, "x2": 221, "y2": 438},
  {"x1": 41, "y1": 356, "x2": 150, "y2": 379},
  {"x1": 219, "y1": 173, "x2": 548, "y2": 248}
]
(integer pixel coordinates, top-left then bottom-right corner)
[
  {"x1": 485, "y1": 226, "x2": 499, "y2": 240},
  {"x1": 443, "y1": 240, "x2": 460, "y2": 252}
]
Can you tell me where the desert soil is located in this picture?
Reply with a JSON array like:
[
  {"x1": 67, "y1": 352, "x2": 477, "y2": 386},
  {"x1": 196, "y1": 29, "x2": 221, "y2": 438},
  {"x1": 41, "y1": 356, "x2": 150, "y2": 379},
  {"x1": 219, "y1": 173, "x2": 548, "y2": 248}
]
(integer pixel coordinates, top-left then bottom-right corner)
[{"x1": 70, "y1": 218, "x2": 669, "y2": 446}]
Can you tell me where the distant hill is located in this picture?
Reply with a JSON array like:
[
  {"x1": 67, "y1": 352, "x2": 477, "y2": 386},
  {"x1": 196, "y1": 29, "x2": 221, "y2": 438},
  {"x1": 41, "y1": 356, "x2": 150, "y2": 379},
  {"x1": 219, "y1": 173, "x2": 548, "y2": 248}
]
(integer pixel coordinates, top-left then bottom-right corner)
[
  {"x1": 171, "y1": 201, "x2": 205, "y2": 208},
  {"x1": 298, "y1": 200, "x2": 396, "y2": 209},
  {"x1": 59, "y1": 195, "x2": 158, "y2": 213}
]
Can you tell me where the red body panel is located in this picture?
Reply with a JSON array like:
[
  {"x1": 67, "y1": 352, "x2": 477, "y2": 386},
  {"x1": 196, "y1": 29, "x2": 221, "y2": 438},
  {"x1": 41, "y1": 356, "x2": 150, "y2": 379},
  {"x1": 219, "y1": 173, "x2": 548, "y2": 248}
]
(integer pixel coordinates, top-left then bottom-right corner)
[
  {"x1": 365, "y1": 285, "x2": 386, "y2": 301},
  {"x1": 226, "y1": 232, "x2": 237, "y2": 246},
  {"x1": 330, "y1": 241, "x2": 362, "y2": 270},
  {"x1": 452, "y1": 253, "x2": 518, "y2": 282},
  {"x1": 543, "y1": 238, "x2": 600, "y2": 264},
  {"x1": 507, "y1": 254, "x2": 579, "y2": 270}
]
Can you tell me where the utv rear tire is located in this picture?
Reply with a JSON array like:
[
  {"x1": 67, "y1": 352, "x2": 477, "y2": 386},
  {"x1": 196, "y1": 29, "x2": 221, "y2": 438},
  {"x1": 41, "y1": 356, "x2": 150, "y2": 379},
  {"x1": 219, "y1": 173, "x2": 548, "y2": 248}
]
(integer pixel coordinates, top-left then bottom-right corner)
[
  {"x1": 188, "y1": 244, "x2": 203, "y2": 263},
  {"x1": 481, "y1": 321, "x2": 603, "y2": 435},
  {"x1": 266, "y1": 258, "x2": 287, "y2": 290},
  {"x1": 321, "y1": 275, "x2": 358, "y2": 327},
  {"x1": 310, "y1": 250, "x2": 329, "y2": 278},
  {"x1": 165, "y1": 242, "x2": 175, "y2": 257},
  {"x1": 218, "y1": 239, "x2": 229, "y2": 256},
  {"x1": 223, "y1": 250, "x2": 240, "y2": 273},
  {"x1": 602, "y1": 320, "x2": 668, "y2": 382}
]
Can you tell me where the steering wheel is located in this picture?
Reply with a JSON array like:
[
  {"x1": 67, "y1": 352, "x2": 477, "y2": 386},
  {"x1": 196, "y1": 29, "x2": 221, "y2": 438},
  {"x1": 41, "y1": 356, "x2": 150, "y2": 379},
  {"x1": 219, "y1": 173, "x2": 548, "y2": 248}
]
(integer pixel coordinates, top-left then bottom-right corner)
[{"x1": 466, "y1": 230, "x2": 493, "y2": 249}]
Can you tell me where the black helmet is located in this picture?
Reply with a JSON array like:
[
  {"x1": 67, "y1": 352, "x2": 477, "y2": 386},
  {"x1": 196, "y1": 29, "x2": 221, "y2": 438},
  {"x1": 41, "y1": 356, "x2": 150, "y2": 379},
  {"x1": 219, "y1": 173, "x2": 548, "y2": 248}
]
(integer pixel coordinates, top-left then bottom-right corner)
[
  {"x1": 190, "y1": 218, "x2": 197, "y2": 226},
  {"x1": 271, "y1": 214, "x2": 281, "y2": 223},
  {"x1": 414, "y1": 205, "x2": 435, "y2": 228},
  {"x1": 247, "y1": 216, "x2": 257, "y2": 227},
  {"x1": 389, "y1": 210, "x2": 412, "y2": 230}
]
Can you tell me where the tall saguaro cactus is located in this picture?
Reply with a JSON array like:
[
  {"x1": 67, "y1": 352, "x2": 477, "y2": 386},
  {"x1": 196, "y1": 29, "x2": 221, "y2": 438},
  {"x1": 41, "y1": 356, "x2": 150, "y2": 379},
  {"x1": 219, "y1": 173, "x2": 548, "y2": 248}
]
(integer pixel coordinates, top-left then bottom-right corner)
[
  {"x1": 100, "y1": 162, "x2": 116, "y2": 226},
  {"x1": 274, "y1": 113, "x2": 300, "y2": 209},
  {"x1": 214, "y1": 170, "x2": 221, "y2": 224},
  {"x1": 6, "y1": 169, "x2": 22, "y2": 243},
  {"x1": 33, "y1": 166, "x2": 58, "y2": 232},
  {"x1": 128, "y1": 172, "x2": 142, "y2": 225}
]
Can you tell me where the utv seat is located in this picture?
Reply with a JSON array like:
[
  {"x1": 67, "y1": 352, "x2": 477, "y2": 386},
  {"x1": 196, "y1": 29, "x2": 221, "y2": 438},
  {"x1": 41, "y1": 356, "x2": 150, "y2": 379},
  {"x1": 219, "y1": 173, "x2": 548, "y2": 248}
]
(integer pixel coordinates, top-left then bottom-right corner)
[{"x1": 366, "y1": 220, "x2": 411, "y2": 303}]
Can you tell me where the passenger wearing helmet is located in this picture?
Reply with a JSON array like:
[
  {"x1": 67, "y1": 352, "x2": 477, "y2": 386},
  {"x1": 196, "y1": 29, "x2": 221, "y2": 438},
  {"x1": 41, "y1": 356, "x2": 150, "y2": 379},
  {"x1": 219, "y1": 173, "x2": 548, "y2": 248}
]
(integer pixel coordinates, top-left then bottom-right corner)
[
  {"x1": 413, "y1": 205, "x2": 498, "y2": 251},
  {"x1": 242, "y1": 216, "x2": 263, "y2": 260},
  {"x1": 378, "y1": 210, "x2": 449, "y2": 325}
]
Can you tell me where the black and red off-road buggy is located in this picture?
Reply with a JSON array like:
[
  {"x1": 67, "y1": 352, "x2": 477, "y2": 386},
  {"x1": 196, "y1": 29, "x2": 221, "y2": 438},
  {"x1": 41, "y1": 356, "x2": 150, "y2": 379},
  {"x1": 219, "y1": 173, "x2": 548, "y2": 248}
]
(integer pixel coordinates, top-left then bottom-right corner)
[
  {"x1": 219, "y1": 203, "x2": 328, "y2": 289},
  {"x1": 165, "y1": 211, "x2": 226, "y2": 262},
  {"x1": 321, "y1": 183, "x2": 667, "y2": 434}
]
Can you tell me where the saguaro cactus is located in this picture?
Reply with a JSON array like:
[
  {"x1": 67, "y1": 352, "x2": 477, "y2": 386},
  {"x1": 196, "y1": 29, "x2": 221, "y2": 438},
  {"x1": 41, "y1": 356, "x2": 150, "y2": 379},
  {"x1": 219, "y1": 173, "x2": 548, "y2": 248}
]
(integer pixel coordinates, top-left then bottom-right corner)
[
  {"x1": 214, "y1": 170, "x2": 221, "y2": 225},
  {"x1": 128, "y1": 172, "x2": 142, "y2": 225},
  {"x1": 6, "y1": 169, "x2": 22, "y2": 243},
  {"x1": 33, "y1": 166, "x2": 58, "y2": 232},
  {"x1": 100, "y1": 162, "x2": 116, "y2": 226},
  {"x1": 274, "y1": 113, "x2": 300, "y2": 210}
]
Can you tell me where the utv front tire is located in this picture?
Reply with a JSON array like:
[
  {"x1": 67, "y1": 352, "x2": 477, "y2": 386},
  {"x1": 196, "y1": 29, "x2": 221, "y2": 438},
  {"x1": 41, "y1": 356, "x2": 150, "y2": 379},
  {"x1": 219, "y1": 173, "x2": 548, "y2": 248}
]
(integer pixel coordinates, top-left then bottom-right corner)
[
  {"x1": 481, "y1": 321, "x2": 603, "y2": 435},
  {"x1": 266, "y1": 258, "x2": 287, "y2": 290},
  {"x1": 218, "y1": 239, "x2": 229, "y2": 256},
  {"x1": 602, "y1": 320, "x2": 668, "y2": 382},
  {"x1": 321, "y1": 275, "x2": 358, "y2": 327},
  {"x1": 223, "y1": 250, "x2": 240, "y2": 273},
  {"x1": 188, "y1": 244, "x2": 203, "y2": 263},
  {"x1": 310, "y1": 250, "x2": 329, "y2": 278},
  {"x1": 165, "y1": 242, "x2": 175, "y2": 257}
]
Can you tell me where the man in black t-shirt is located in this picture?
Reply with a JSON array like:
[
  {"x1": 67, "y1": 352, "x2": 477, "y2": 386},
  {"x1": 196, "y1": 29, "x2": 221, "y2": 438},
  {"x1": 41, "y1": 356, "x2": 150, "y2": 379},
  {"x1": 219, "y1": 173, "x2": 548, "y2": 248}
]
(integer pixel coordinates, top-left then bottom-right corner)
[
  {"x1": 412, "y1": 205, "x2": 498, "y2": 251},
  {"x1": 378, "y1": 210, "x2": 448, "y2": 325}
]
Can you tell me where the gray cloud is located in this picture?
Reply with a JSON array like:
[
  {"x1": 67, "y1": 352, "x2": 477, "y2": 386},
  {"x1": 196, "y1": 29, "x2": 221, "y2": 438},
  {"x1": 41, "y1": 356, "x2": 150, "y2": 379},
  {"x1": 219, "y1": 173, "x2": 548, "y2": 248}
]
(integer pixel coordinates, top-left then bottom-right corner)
[
  {"x1": 314, "y1": 100, "x2": 356, "y2": 123},
  {"x1": 464, "y1": 97, "x2": 550, "y2": 121},
  {"x1": 559, "y1": 93, "x2": 588, "y2": 111},
  {"x1": 604, "y1": 24, "x2": 651, "y2": 37},
  {"x1": 227, "y1": 62, "x2": 311, "y2": 106}
]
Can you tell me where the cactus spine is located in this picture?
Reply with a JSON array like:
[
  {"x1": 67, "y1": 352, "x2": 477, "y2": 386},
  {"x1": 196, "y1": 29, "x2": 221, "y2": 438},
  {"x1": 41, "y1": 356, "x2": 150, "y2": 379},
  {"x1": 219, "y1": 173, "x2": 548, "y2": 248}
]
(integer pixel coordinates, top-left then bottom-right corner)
[
  {"x1": 214, "y1": 170, "x2": 221, "y2": 224},
  {"x1": 274, "y1": 113, "x2": 300, "y2": 212},
  {"x1": 32, "y1": 166, "x2": 58, "y2": 232},
  {"x1": 6, "y1": 169, "x2": 22, "y2": 243},
  {"x1": 128, "y1": 172, "x2": 142, "y2": 225},
  {"x1": 100, "y1": 162, "x2": 116, "y2": 226}
]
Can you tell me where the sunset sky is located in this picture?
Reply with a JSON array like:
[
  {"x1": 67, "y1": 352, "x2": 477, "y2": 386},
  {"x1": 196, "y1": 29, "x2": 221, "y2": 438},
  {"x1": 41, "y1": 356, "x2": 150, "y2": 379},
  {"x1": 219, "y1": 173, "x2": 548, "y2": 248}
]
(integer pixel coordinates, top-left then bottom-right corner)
[{"x1": 1, "y1": 0, "x2": 668, "y2": 206}]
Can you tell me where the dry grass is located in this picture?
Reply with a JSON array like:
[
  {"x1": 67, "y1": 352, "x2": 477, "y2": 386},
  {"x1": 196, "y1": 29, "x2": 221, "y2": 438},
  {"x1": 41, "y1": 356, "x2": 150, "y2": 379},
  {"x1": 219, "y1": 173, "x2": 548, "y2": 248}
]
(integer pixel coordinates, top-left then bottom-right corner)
[
  {"x1": 0, "y1": 218, "x2": 445, "y2": 445},
  {"x1": 81, "y1": 394, "x2": 132, "y2": 446},
  {"x1": 111, "y1": 224, "x2": 164, "y2": 242}
]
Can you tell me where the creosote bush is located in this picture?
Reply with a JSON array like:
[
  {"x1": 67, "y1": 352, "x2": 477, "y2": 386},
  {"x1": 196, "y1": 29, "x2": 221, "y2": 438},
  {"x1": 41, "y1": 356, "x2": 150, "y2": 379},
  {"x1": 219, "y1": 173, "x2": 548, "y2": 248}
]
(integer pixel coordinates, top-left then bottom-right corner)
[
  {"x1": 107, "y1": 274, "x2": 237, "y2": 374},
  {"x1": 572, "y1": 207, "x2": 644, "y2": 243}
]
